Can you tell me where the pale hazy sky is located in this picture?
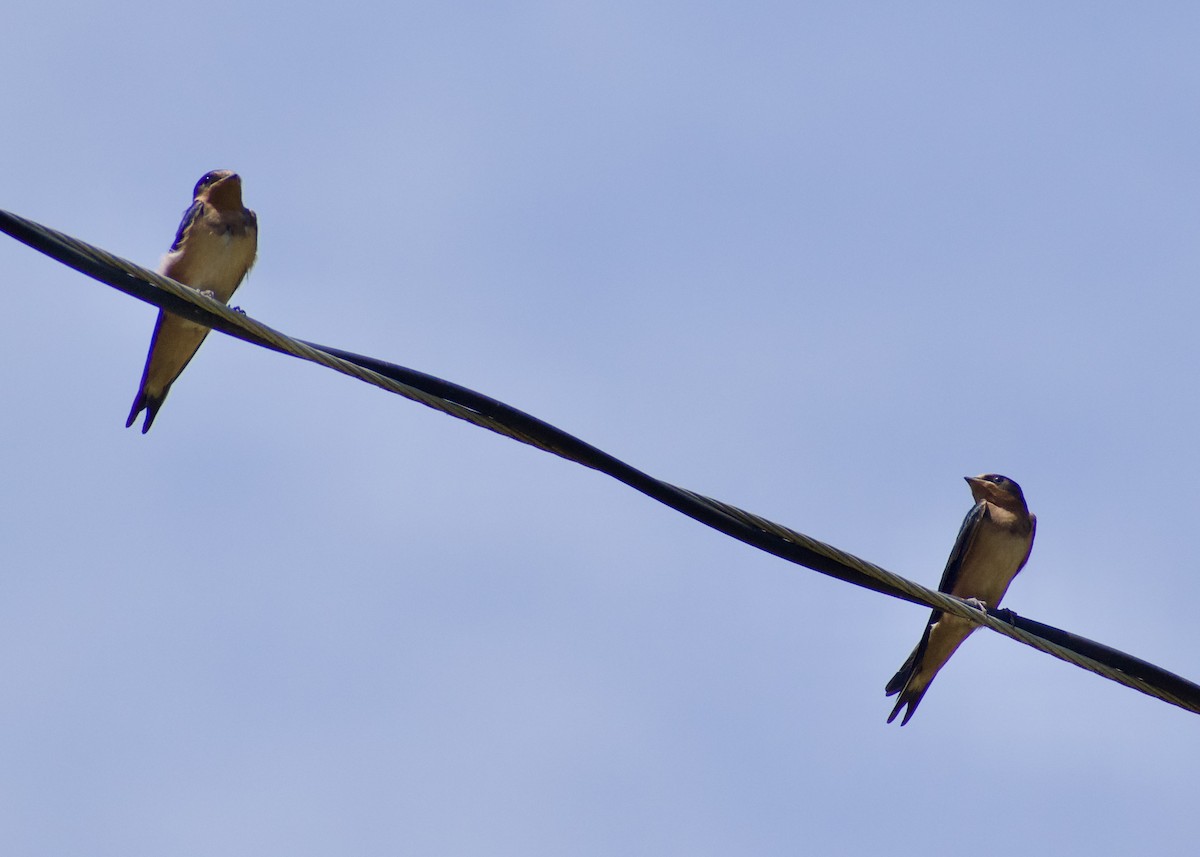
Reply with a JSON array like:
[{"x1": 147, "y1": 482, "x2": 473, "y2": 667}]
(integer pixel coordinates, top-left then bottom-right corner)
[{"x1": 3, "y1": 3, "x2": 1198, "y2": 854}]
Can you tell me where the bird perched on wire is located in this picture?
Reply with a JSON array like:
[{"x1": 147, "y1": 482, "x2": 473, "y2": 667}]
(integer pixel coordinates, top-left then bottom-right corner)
[
  {"x1": 126, "y1": 170, "x2": 257, "y2": 433},
  {"x1": 885, "y1": 474, "x2": 1036, "y2": 725}
]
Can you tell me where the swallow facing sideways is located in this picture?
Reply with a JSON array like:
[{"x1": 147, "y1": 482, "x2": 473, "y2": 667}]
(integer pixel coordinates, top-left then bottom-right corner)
[
  {"x1": 885, "y1": 474, "x2": 1036, "y2": 725},
  {"x1": 126, "y1": 170, "x2": 258, "y2": 433}
]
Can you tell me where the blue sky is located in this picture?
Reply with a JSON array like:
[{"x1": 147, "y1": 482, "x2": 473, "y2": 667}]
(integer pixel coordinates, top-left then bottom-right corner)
[{"x1": 3, "y1": 3, "x2": 1198, "y2": 854}]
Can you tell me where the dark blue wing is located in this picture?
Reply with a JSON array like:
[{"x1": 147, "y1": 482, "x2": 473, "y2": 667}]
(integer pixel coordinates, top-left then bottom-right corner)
[
  {"x1": 934, "y1": 499, "x2": 987, "y2": 598},
  {"x1": 169, "y1": 200, "x2": 204, "y2": 252}
]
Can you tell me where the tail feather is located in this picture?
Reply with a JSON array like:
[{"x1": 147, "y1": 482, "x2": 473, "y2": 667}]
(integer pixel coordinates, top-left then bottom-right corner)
[
  {"x1": 885, "y1": 647, "x2": 917, "y2": 697},
  {"x1": 126, "y1": 391, "x2": 164, "y2": 434},
  {"x1": 885, "y1": 634, "x2": 932, "y2": 726},
  {"x1": 886, "y1": 680, "x2": 930, "y2": 726}
]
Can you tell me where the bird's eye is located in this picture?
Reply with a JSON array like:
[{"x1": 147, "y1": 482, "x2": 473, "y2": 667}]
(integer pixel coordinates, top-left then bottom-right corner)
[
  {"x1": 193, "y1": 171, "x2": 221, "y2": 193},
  {"x1": 986, "y1": 475, "x2": 1003, "y2": 483}
]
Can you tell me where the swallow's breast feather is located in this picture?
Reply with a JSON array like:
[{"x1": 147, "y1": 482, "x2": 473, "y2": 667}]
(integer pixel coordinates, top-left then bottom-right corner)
[
  {"x1": 951, "y1": 511, "x2": 1030, "y2": 608},
  {"x1": 161, "y1": 217, "x2": 256, "y2": 303}
]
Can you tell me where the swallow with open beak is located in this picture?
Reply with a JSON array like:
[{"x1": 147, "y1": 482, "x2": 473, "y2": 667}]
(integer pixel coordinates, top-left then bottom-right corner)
[
  {"x1": 885, "y1": 474, "x2": 1036, "y2": 725},
  {"x1": 126, "y1": 169, "x2": 257, "y2": 433}
]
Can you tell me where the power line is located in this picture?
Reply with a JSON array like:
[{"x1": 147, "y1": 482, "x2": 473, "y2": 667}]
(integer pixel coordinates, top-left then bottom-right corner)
[{"x1": 3, "y1": 207, "x2": 1197, "y2": 718}]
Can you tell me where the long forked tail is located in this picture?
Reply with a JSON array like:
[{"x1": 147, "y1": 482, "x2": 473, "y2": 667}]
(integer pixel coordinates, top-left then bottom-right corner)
[
  {"x1": 126, "y1": 390, "x2": 164, "y2": 434},
  {"x1": 885, "y1": 646, "x2": 928, "y2": 726}
]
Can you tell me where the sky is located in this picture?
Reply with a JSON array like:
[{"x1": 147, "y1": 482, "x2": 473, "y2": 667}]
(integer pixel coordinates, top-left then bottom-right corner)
[{"x1": 2, "y1": 3, "x2": 1199, "y2": 854}]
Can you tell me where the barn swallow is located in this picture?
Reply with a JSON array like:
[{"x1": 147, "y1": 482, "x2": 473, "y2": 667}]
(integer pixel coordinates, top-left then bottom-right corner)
[
  {"x1": 126, "y1": 170, "x2": 258, "y2": 433},
  {"x1": 885, "y1": 474, "x2": 1036, "y2": 725}
]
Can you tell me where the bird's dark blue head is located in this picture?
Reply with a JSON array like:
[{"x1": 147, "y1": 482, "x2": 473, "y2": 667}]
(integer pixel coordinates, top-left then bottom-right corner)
[
  {"x1": 965, "y1": 473, "x2": 1028, "y2": 511},
  {"x1": 192, "y1": 169, "x2": 237, "y2": 198}
]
